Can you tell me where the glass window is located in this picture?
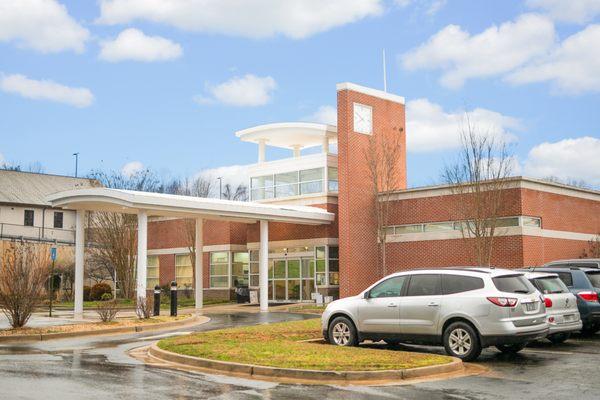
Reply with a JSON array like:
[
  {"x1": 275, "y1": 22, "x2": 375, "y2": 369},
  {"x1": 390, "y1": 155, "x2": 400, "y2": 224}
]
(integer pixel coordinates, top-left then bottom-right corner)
[
  {"x1": 301, "y1": 259, "x2": 314, "y2": 278},
  {"x1": 251, "y1": 175, "x2": 274, "y2": 188},
  {"x1": 406, "y1": 274, "x2": 442, "y2": 296},
  {"x1": 274, "y1": 260, "x2": 286, "y2": 279},
  {"x1": 493, "y1": 217, "x2": 520, "y2": 228},
  {"x1": 328, "y1": 167, "x2": 338, "y2": 192},
  {"x1": 300, "y1": 181, "x2": 323, "y2": 195},
  {"x1": 175, "y1": 254, "x2": 193, "y2": 287},
  {"x1": 531, "y1": 277, "x2": 569, "y2": 294},
  {"x1": 209, "y1": 252, "x2": 229, "y2": 288},
  {"x1": 300, "y1": 168, "x2": 323, "y2": 182},
  {"x1": 556, "y1": 272, "x2": 573, "y2": 287},
  {"x1": 395, "y1": 225, "x2": 423, "y2": 234},
  {"x1": 492, "y1": 275, "x2": 534, "y2": 294},
  {"x1": 24, "y1": 209, "x2": 34, "y2": 226},
  {"x1": 316, "y1": 246, "x2": 326, "y2": 260},
  {"x1": 369, "y1": 276, "x2": 407, "y2": 298},
  {"x1": 287, "y1": 260, "x2": 300, "y2": 279},
  {"x1": 147, "y1": 256, "x2": 160, "y2": 289},
  {"x1": 442, "y1": 274, "x2": 484, "y2": 295},
  {"x1": 585, "y1": 272, "x2": 600, "y2": 288},
  {"x1": 329, "y1": 246, "x2": 339, "y2": 259},
  {"x1": 53, "y1": 212, "x2": 63, "y2": 229},
  {"x1": 275, "y1": 171, "x2": 298, "y2": 185},
  {"x1": 521, "y1": 217, "x2": 541, "y2": 227},
  {"x1": 424, "y1": 222, "x2": 454, "y2": 232}
]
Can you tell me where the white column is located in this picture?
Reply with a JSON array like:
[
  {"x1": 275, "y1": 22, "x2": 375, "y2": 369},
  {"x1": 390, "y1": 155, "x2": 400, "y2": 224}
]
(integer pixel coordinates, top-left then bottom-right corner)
[
  {"x1": 74, "y1": 210, "x2": 85, "y2": 319},
  {"x1": 322, "y1": 136, "x2": 329, "y2": 153},
  {"x1": 293, "y1": 145, "x2": 301, "y2": 158},
  {"x1": 194, "y1": 218, "x2": 203, "y2": 313},
  {"x1": 258, "y1": 139, "x2": 266, "y2": 163},
  {"x1": 259, "y1": 220, "x2": 269, "y2": 312},
  {"x1": 136, "y1": 210, "x2": 148, "y2": 300}
]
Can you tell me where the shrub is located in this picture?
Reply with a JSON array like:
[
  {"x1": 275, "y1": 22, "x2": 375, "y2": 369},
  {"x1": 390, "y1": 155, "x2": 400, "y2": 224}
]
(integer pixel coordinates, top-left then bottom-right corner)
[
  {"x1": 90, "y1": 283, "x2": 112, "y2": 301},
  {"x1": 136, "y1": 296, "x2": 153, "y2": 319},
  {"x1": 83, "y1": 286, "x2": 91, "y2": 301},
  {"x1": 100, "y1": 292, "x2": 113, "y2": 301},
  {"x1": 96, "y1": 299, "x2": 119, "y2": 322}
]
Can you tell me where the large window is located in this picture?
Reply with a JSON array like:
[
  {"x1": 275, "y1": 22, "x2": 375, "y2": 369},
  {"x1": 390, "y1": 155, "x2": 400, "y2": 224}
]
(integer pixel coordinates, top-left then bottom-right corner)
[
  {"x1": 147, "y1": 256, "x2": 160, "y2": 289},
  {"x1": 315, "y1": 246, "x2": 326, "y2": 286},
  {"x1": 210, "y1": 252, "x2": 229, "y2": 288},
  {"x1": 386, "y1": 216, "x2": 542, "y2": 237},
  {"x1": 328, "y1": 167, "x2": 338, "y2": 192},
  {"x1": 175, "y1": 254, "x2": 193, "y2": 288},
  {"x1": 53, "y1": 211, "x2": 63, "y2": 228},
  {"x1": 250, "y1": 167, "x2": 330, "y2": 200},
  {"x1": 249, "y1": 251, "x2": 259, "y2": 287},
  {"x1": 232, "y1": 252, "x2": 249, "y2": 287},
  {"x1": 329, "y1": 246, "x2": 339, "y2": 285}
]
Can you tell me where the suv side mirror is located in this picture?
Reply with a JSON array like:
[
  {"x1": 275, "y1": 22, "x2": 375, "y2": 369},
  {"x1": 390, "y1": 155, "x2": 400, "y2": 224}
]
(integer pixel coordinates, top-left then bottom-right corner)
[{"x1": 363, "y1": 291, "x2": 370, "y2": 299}]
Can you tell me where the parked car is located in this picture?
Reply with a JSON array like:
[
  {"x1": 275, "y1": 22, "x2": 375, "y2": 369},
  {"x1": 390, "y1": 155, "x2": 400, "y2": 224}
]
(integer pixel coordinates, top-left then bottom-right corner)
[
  {"x1": 544, "y1": 259, "x2": 600, "y2": 269},
  {"x1": 321, "y1": 268, "x2": 548, "y2": 361},
  {"x1": 520, "y1": 271, "x2": 582, "y2": 343},
  {"x1": 534, "y1": 266, "x2": 600, "y2": 335}
]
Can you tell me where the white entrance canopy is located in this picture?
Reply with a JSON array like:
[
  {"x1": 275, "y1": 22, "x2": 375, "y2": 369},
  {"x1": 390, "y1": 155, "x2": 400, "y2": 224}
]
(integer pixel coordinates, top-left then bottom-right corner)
[{"x1": 47, "y1": 188, "x2": 334, "y2": 318}]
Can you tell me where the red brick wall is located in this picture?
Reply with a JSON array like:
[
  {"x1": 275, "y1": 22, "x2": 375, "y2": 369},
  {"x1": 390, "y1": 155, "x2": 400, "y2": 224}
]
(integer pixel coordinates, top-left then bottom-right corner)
[
  {"x1": 337, "y1": 87, "x2": 406, "y2": 298},
  {"x1": 148, "y1": 219, "x2": 248, "y2": 249},
  {"x1": 522, "y1": 236, "x2": 590, "y2": 266}
]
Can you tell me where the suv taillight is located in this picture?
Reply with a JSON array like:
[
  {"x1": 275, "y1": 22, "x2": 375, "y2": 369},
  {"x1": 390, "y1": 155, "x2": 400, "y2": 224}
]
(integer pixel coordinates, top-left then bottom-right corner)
[
  {"x1": 487, "y1": 297, "x2": 518, "y2": 307},
  {"x1": 578, "y1": 291, "x2": 599, "y2": 302},
  {"x1": 543, "y1": 297, "x2": 553, "y2": 308}
]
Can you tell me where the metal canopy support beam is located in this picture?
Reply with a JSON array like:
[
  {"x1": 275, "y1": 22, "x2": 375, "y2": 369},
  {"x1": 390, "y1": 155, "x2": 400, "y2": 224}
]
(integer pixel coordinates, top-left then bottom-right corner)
[
  {"x1": 74, "y1": 209, "x2": 85, "y2": 319},
  {"x1": 136, "y1": 210, "x2": 148, "y2": 300},
  {"x1": 195, "y1": 218, "x2": 203, "y2": 313},
  {"x1": 259, "y1": 220, "x2": 269, "y2": 312}
]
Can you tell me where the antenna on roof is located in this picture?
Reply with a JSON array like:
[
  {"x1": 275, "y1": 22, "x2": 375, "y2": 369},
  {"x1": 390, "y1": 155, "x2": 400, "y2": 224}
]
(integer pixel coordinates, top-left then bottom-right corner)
[{"x1": 382, "y1": 48, "x2": 387, "y2": 92}]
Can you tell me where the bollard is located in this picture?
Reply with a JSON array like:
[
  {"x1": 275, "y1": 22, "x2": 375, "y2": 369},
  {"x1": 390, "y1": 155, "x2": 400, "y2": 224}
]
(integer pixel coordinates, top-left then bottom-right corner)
[
  {"x1": 170, "y1": 281, "x2": 178, "y2": 317},
  {"x1": 153, "y1": 285, "x2": 161, "y2": 316}
]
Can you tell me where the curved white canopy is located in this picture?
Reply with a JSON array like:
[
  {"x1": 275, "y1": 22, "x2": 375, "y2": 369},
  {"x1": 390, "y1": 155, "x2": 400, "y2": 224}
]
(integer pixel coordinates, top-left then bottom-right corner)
[
  {"x1": 47, "y1": 188, "x2": 334, "y2": 225},
  {"x1": 235, "y1": 122, "x2": 337, "y2": 150}
]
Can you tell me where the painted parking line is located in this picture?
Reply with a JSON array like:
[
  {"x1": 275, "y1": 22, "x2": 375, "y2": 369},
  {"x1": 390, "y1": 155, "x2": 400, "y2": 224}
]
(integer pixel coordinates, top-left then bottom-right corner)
[{"x1": 136, "y1": 331, "x2": 192, "y2": 341}]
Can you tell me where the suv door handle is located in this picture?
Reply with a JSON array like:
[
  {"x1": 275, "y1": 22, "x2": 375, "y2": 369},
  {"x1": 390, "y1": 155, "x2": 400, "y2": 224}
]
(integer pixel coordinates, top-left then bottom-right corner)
[
  {"x1": 428, "y1": 302, "x2": 440, "y2": 307},
  {"x1": 388, "y1": 303, "x2": 397, "y2": 308}
]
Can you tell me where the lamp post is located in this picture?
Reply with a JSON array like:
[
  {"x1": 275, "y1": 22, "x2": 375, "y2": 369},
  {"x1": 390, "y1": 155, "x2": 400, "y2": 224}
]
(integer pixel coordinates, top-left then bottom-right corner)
[
  {"x1": 217, "y1": 177, "x2": 222, "y2": 199},
  {"x1": 73, "y1": 152, "x2": 79, "y2": 177}
]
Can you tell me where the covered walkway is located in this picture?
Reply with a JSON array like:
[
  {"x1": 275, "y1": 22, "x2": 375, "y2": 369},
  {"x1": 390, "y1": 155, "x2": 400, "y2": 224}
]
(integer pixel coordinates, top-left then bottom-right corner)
[{"x1": 47, "y1": 188, "x2": 334, "y2": 318}]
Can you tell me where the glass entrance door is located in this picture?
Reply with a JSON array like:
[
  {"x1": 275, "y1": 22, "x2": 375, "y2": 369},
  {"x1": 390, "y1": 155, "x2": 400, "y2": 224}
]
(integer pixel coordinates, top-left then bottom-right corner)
[{"x1": 269, "y1": 258, "x2": 315, "y2": 302}]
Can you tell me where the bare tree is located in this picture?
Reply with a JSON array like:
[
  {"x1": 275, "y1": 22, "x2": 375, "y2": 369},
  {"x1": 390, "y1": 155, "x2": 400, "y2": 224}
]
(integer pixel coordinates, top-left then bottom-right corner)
[
  {"x1": 221, "y1": 183, "x2": 248, "y2": 201},
  {"x1": 582, "y1": 234, "x2": 600, "y2": 258},
  {"x1": 442, "y1": 116, "x2": 514, "y2": 266},
  {"x1": 0, "y1": 242, "x2": 50, "y2": 328},
  {"x1": 364, "y1": 127, "x2": 405, "y2": 278}
]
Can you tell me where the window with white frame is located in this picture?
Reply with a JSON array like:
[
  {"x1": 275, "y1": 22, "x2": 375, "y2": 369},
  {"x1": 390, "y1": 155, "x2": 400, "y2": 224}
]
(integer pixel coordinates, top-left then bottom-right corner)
[
  {"x1": 386, "y1": 216, "x2": 542, "y2": 236},
  {"x1": 250, "y1": 167, "x2": 328, "y2": 201},
  {"x1": 315, "y1": 246, "x2": 327, "y2": 286},
  {"x1": 175, "y1": 254, "x2": 193, "y2": 288},
  {"x1": 329, "y1": 246, "x2": 339, "y2": 285},
  {"x1": 232, "y1": 252, "x2": 249, "y2": 287},
  {"x1": 210, "y1": 252, "x2": 229, "y2": 288},
  {"x1": 147, "y1": 256, "x2": 160, "y2": 289}
]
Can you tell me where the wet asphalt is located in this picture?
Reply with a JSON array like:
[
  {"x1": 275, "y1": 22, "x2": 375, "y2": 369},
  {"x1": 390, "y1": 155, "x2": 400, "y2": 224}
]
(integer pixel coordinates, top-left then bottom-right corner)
[{"x1": 1, "y1": 312, "x2": 599, "y2": 400}]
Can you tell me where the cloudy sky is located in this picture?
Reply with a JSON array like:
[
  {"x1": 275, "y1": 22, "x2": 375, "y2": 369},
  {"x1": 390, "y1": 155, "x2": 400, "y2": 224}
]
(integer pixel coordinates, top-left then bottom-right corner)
[{"x1": 1, "y1": 0, "x2": 599, "y2": 188}]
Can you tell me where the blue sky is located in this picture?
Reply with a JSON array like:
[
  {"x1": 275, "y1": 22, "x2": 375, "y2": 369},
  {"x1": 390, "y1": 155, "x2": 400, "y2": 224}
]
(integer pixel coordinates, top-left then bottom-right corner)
[{"x1": 1, "y1": 0, "x2": 599, "y2": 189}]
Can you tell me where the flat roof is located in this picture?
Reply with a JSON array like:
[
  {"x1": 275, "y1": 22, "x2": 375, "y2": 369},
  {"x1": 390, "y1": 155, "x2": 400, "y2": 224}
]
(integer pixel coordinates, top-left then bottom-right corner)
[
  {"x1": 47, "y1": 188, "x2": 335, "y2": 225},
  {"x1": 235, "y1": 122, "x2": 337, "y2": 150}
]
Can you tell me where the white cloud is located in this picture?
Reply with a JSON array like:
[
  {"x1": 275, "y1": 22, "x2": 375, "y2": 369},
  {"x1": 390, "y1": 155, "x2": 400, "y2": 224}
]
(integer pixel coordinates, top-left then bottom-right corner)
[
  {"x1": 195, "y1": 165, "x2": 250, "y2": 197},
  {"x1": 121, "y1": 161, "x2": 144, "y2": 177},
  {"x1": 99, "y1": 28, "x2": 182, "y2": 62},
  {"x1": 527, "y1": 0, "x2": 600, "y2": 24},
  {"x1": 0, "y1": 0, "x2": 89, "y2": 53},
  {"x1": 425, "y1": 0, "x2": 447, "y2": 16},
  {"x1": 406, "y1": 98, "x2": 520, "y2": 152},
  {"x1": 506, "y1": 24, "x2": 600, "y2": 94},
  {"x1": 303, "y1": 105, "x2": 337, "y2": 125},
  {"x1": 401, "y1": 13, "x2": 556, "y2": 88},
  {"x1": 97, "y1": 0, "x2": 383, "y2": 39},
  {"x1": 195, "y1": 74, "x2": 277, "y2": 107},
  {"x1": 524, "y1": 137, "x2": 600, "y2": 186},
  {"x1": 0, "y1": 73, "x2": 94, "y2": 108}
]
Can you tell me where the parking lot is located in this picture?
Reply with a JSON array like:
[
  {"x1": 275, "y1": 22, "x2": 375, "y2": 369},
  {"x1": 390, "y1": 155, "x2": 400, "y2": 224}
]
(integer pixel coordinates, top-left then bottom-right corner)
[{"x1": 0, "y1": 312, "x2": 598, "y2": 399}]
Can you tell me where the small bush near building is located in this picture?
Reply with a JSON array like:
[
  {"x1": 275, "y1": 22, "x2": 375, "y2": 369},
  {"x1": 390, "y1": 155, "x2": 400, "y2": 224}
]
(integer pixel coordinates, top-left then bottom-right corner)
[
  {"x1": 136, "y1": 296, "x2": 153, "y2": 319},
  {"x1": 90, "y1": 283, "x2": 112, "y2": 301},
  {"x1": 96, "y1": 299, "x2": 119, "y2": 322},
  {"x1": 83, "y1": 286, "x2": 91, "y2": 301}
]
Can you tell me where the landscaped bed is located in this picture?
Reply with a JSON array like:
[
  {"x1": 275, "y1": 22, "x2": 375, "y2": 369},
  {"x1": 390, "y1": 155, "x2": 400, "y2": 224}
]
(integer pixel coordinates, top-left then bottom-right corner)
[
  {"x1": 157, "y1": 318, "x2": 452, "y2": 371},
  {"x1": 0, "y1": 314, "x2": 191, "y2": 336}
]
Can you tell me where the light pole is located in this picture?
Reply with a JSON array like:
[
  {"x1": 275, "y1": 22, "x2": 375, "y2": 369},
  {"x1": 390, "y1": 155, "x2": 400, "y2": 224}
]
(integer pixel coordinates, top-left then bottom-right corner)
[
  {"x1": 73, "y1": 152, "x2": 79, "y2": 177},
  {"x1": 217, "y1": 177, "x2": 222, "y2": 199}
]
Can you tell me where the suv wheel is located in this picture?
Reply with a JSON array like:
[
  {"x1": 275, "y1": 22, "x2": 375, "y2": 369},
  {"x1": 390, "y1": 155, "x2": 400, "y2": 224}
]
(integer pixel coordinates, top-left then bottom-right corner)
[
  {"x1": 443, "y1": 322, "x2": 481, "y2": 361},
  {"x1": 495, "y1": 343, "x2": 526, "y2": 354},
  {"x1": 328, "y1": 316, "x2": 358, "y2": 347}
]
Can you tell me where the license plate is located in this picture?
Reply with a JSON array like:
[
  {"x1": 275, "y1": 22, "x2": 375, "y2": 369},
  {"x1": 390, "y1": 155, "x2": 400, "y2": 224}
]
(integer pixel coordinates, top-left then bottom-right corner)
[
  {"x1": 525, "y1": 302, "x2": 536, "y2": 311},
  {"x1": 563, "y1": 314, "x2": 575, "y2": 322}
]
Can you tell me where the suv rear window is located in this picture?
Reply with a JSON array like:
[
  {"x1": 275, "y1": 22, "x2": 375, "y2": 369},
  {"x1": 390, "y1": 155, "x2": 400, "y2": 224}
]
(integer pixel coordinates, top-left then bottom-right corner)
[
  {"x1": 442, "y1": 274, "x2": 484, "y2": 295},
  {"x1": 586, "y1": 272, "x2": 600, "y2": 288},
  {"x1": 492, "y1": 275, "x2": 535, "y2": 294},
  {"x1": 556, "y1": 272, "x2": 573, "y2": 287},
  {"x1": 531, "y1": 277, "x2": 568, "y2": 294}
]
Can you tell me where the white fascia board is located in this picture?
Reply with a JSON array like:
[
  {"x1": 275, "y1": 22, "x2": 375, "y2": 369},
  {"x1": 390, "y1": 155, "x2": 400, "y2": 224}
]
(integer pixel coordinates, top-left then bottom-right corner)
[
  {"x1": 248, "y1": 153, "x2": 333, "y2": 177},
  {"x1": 336, "y1": 82, "x2": 405, "y2": 105}
]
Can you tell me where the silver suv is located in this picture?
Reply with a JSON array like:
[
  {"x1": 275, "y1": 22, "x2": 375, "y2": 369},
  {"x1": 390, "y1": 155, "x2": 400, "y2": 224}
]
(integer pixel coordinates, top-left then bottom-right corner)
[{"x1": 321, "y1": 268, "x2": 549, "y2": 361}]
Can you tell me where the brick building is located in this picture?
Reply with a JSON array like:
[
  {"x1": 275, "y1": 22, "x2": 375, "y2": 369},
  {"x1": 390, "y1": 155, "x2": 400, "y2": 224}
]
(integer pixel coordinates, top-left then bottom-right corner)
[{"x1": 139, "y1": 82, "x2": 600, "y2": 302}]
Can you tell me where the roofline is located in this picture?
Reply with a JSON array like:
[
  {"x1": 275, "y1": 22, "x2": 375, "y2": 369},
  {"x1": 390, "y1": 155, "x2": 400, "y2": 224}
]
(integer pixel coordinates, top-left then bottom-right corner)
[
  {"x1": 0, "y1": 169, "x2": 98, "y2": 183},
  {"x1": 336, "y1": 82, "x2": 405, "y2": 105},
  {"x1": 383, "y1": 176, "x2": 600, "y2": 201},
  {"x1": 47, "y1": 188, "x2": 334, "y2": 225},
  {"x1": 235, "y1": 122, "x2": 337, "y2": 138}
]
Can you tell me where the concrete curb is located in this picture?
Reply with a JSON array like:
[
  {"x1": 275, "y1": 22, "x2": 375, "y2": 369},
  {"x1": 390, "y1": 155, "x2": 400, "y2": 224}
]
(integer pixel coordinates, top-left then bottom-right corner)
[
  {"x1": 0, "y1": 315, "x2": 209, "y2": 343},
  {"x1": 148, "y1": 343, "x2": 463, "y2": 383}
]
